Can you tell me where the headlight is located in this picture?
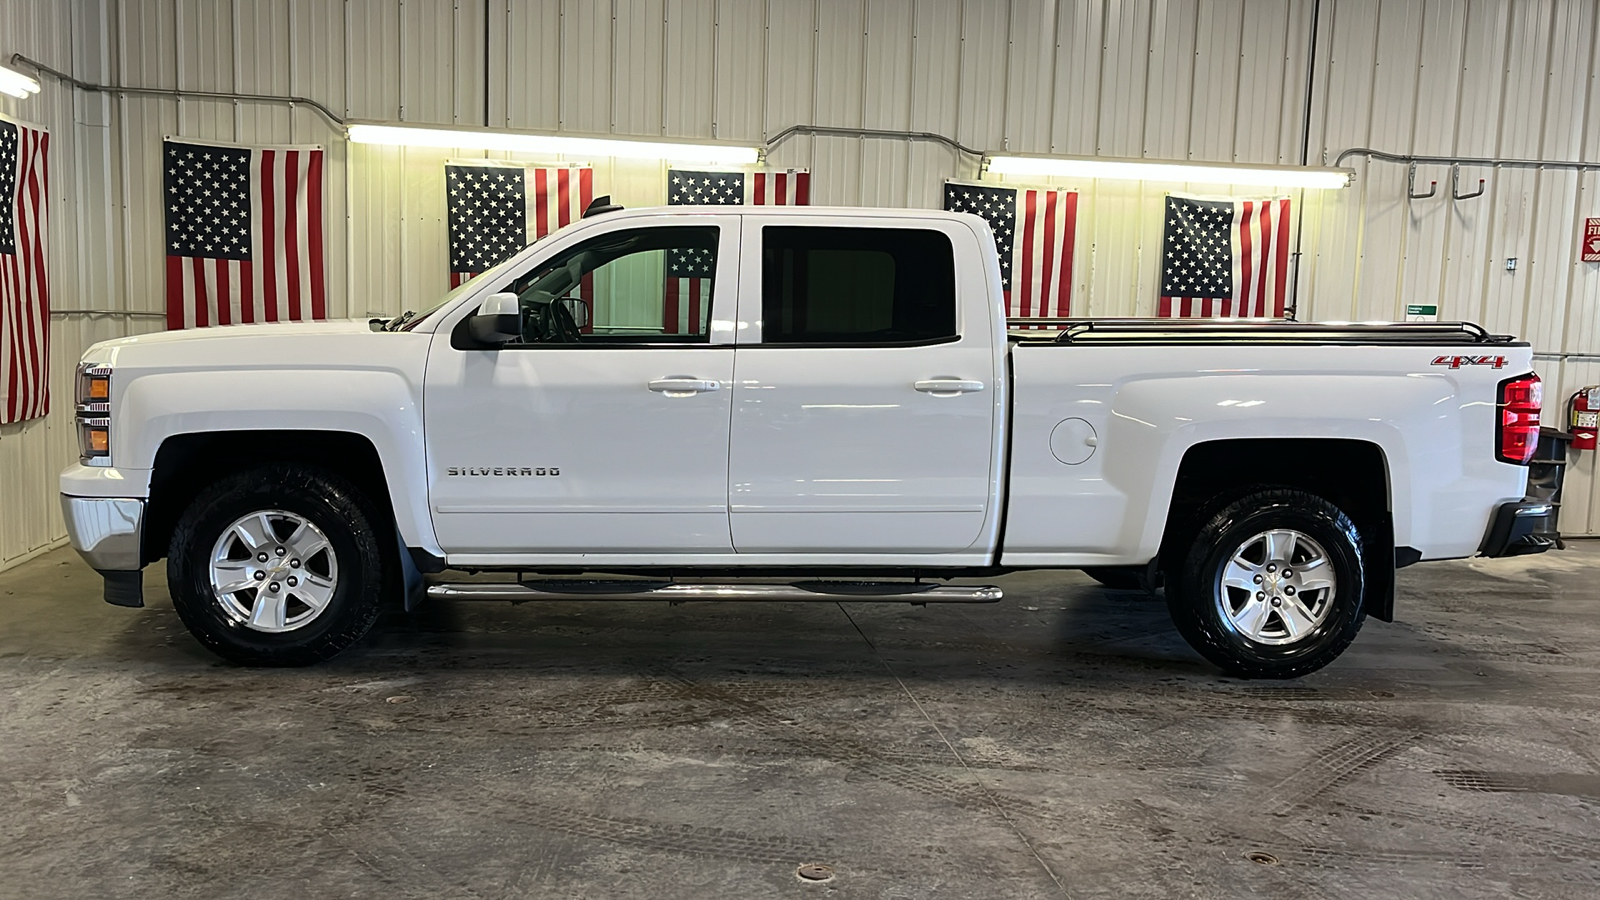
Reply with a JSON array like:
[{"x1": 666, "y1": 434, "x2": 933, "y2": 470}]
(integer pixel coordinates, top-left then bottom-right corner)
[{"x1": 75, "y1": 363, "x2": 111, "y2": 464}]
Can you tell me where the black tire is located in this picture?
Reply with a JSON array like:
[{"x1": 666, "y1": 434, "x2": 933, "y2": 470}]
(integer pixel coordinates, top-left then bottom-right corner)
[
  {"x1": 1081, "y1": 566, "x2": 1144, "y2": 590},
  {"x1": 168, "y1": 463, "x2": 388, "y2": 666},
  {"x1": 1166, "y1": 489, "x2": 1366, "y2": 679}
]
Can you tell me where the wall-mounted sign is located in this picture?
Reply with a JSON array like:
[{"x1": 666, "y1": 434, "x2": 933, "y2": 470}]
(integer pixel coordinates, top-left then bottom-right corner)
[
  {"x1": 1406, "y1": 304, "x2": 1438, "y2": 322},
  {"x1": 1584, "y1": 218, "x2": 1600, "y2": 262}
]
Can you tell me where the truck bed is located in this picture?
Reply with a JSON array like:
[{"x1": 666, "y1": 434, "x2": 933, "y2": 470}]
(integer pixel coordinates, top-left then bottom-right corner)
[{"x1": 998, "y1": 320, "x2": 1533, "y2": 567}]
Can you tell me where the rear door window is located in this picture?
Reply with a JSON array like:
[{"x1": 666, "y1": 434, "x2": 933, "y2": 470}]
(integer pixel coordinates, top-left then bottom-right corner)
[{"x1": 760, "y1": 226, "x2": 957, "y2": 345}]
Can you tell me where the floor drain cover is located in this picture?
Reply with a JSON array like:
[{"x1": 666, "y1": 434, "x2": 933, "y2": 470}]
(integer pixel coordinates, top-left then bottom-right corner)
[
  {"x1": 796, "y1": 863, "x2": 835, "y2": 882},
  {"x1": 1245, "y1": 851, "x2": 1279, "y2": 865}
]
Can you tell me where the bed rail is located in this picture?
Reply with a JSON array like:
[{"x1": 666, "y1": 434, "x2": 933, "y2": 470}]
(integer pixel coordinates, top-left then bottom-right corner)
[{"x1": 1004, "y1": 318, "x2": 1515, "y2": 346}]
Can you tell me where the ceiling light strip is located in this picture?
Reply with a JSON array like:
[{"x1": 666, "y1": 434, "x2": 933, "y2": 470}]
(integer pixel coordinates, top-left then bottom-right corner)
[
  {"x1": 347, "y1": 123, "x2": 760, "y2": 166},
  {"x1": 0, "y1": 63, "x2": 42, "y2": 99},
  {"x1": 986, "y1": 154, "x2": 1353, "y2": 189}
]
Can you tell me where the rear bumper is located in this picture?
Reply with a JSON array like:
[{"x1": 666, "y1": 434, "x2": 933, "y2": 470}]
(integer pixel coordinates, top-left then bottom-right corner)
[
  {"x1": 1479, "y1": 498, "x2": 1557, "y2": 558},
  {"x1": 60, "y1": 494, "x2": 146, "y2": 608}
]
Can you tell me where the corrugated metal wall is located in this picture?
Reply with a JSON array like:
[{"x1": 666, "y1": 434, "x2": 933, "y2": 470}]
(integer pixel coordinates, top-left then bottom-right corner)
[{"x1": 6, "y1": 0, "x2": 1600, "y2": 571}]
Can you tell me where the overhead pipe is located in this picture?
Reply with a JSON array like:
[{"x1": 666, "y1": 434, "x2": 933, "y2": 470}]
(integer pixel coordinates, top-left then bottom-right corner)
[
  {"x1": 20, "y1": 52, "x2": 984, "y2": 164},
  {"x1": 11, "y1": 53, "x2": 347, "y2": 128},
  {"x1": 764, "y1": 123, "x2": 985, "y2": 159},
  {"x1": 1335, "y1": 146, "x2": 1600, "y2": 173}
]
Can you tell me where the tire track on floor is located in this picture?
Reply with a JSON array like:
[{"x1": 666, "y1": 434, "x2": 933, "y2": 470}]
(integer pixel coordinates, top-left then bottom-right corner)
[
  {"x1": 1258, "y1": 729, "x2": 1421, "y2": 816},
  {"x1": 644, "y1": 669, "x2": 1018, "y2": 813}
]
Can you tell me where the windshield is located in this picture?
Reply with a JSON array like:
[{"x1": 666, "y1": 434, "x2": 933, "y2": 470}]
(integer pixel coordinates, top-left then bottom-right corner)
[{"x1": 397, "y1": 249, "x2": 532, "y2": 332}]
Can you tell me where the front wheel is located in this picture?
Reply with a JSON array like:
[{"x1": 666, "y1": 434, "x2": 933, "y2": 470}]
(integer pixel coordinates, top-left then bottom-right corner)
[
  {"x1": 1166, "y1": 489, "x2": 1366, "y2": 679},
  {"x1": 168, "y1": 464, "x2": 388, "y2": 666}
]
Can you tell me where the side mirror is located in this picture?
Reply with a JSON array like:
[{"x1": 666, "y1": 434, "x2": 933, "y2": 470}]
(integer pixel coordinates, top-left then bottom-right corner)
[
  {"x1": 557, "y1": 297, "x2": 591, "y2": 330},
  {"x1": 468, "y1": 292, "x2": 521, "y2": 345}
]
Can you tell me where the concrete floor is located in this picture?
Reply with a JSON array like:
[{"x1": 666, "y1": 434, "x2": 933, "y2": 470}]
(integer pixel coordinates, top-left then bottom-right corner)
[{"x1": 2, "y1": 547, "x2": 1599, "y2": 899}]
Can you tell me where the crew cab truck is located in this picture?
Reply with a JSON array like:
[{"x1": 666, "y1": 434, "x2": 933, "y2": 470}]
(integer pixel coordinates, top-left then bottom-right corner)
[{"x1": 60, "y1": 205, "x2": 1551, "y2": 678}]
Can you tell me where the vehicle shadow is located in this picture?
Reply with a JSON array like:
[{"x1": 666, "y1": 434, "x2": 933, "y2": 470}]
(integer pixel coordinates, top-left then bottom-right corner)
[{"x1": 335, "y1": 573, "x2": 1219, "y2": 685}]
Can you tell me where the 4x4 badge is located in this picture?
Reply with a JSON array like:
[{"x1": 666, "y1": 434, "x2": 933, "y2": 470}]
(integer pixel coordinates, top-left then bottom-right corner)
[{"x1": 1431, "y1": 355, "x2": 1508, "y2": 369}]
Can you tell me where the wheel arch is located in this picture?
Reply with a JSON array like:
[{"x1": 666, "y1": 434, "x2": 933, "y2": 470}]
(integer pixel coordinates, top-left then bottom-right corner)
[
  {"x1": 143, "y1": 430, "x2": 414, "y2": 566},
  {"x1": 1157, "y1": 438, "x2": 1397, "y2": 622}
]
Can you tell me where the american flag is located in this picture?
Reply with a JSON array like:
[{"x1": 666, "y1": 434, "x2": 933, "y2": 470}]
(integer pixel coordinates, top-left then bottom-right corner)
[
  {"x1": 1158, "y1": 194, "x2": 1291, "y2": 318},
  {"x1": 163, "y1": 139, "x2": 325, "y2": 330},
  {"x1": 447, "y1": 163, "x2": 593, "y2": 288},
  {"x1": 751, "y1": 168, "x2": 810, "y2": 205},
  {"x1": 665, "y1": 169, "x2": 745, "y2": 335},
  {"x1": 943, "y1": 182, "x2": 1076, "y2": 325},
  {"x1": 0, "y1": 117, "x2": 49, "y2": 425}
]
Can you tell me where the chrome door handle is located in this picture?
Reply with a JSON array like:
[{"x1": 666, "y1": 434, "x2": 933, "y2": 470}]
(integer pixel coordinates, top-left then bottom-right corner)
[
  {"x1": 648, "y1": 377, "x2": 722, "y2": 394},
  {"x1": 914, "y1": 379, "x2": 985, "y2": 395}
]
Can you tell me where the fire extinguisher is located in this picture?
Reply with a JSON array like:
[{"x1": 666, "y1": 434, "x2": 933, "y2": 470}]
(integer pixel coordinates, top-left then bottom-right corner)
[{"x1": 1569, "y1": 386, "x2": 1600, "y2": 450}]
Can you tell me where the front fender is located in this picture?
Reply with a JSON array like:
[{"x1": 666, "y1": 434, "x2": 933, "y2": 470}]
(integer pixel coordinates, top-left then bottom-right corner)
[{"x1": 118, "y1": 368, "x2": 439, "y2": 555}]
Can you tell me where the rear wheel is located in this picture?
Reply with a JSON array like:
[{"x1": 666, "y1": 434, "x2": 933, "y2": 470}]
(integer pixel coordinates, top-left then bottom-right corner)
[
  {"x1": 1166, "y1": 489, "x2": 1366, "y2": 679},
  {"x1": 168, "y1": 464, "x2": 387, "y2": 666}
]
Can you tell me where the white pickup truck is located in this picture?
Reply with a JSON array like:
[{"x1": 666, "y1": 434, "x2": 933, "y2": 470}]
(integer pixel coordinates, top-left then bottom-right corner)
[{"x1": 61, "y1": 204, "x2": 1551, "y2": 678}]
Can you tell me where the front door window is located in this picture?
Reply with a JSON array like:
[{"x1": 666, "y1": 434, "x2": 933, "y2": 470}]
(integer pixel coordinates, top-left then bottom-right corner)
[{"x1": 502, "y1": 226, "x2": 720, "y2": 344}]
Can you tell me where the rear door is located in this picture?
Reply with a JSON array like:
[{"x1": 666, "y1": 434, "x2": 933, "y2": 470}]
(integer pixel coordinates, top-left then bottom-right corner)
[{"x1": 727, "y1": 217, "x2": 1001, "y2": 556}]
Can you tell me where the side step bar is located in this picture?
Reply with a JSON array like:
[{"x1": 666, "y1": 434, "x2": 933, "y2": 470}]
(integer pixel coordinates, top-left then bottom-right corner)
[{"x1": 426, "y1": 580, "x2": 1003, "y2": 603}]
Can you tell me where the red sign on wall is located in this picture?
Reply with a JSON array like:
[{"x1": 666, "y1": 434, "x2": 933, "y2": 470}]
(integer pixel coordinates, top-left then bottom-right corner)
[{"x1": 1585, "y1": 218, "x2": 1600, "y2": 262}]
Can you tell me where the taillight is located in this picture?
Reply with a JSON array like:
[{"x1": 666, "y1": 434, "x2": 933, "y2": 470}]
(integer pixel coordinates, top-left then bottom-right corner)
[{"x1": 1497, "y1": 373, "x2": 1542, "y2": 465}]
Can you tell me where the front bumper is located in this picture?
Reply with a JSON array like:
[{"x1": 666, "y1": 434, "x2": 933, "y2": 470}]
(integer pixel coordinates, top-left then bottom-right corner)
[
  {"x1": 1479, "y1": 498, "x2": 1557, "y2": 558},
  {"x1": 61, "y1": 494, "x2": 146, "y2": 607}
]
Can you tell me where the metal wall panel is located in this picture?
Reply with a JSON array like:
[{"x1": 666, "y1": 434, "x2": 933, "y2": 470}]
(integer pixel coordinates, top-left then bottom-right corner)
[
  {"x1": 560, "y1": 0, "x2": 614, "y2": 133},
  {"x1": 1234, "y1": 0, "x2": 1292, "y2": 165},
  {"x1": 399, "y1": 0, "x2": 457, "y2": 126},
  {"x1": 614, "y1": 0, "x2": 665, "y2": 135},
  {"x1": 234, "y1": 1, "x2": 293, "y2": 142},
  {"x1": 504, "y1": 0, "x2": 562, "y2": 130},
  {"x1": 859, "y1": 0, "x2": 912, "y2": 206},
  {"x1": 714, "y1": 0, "x2": 766, "y2": 142},
  {"x1": 1142, "y1": 0, "x2": 1198, "y2": 159},
  {"x1": 1047, "y1": 0, "x2": 1098, "y2": 156},
  {"x1": 347, "y1": 0, "x2": 403, "y2": 121},
  {"x1": 957, "y1": 0, "x2": 1007, "y2": 153},
  {"x1": 663, "y1": 0, "x2": 715, "y2": 138},
  {"x1": 1095, "y1": 1, "x2": 1150, "y2": 158},
  {"x1": 1188, "y1": 0, "x2": 1245, "y2": 161},
  {"x1": 19, "y1": 0, "x2": 1600, "y2": 575},
  {"x1": 1353, "y1": 0, "x2": 1423, "y2": 322},
  {"x1": 1005, "y1": 0, "x2": 1055, "y2": 155},
  {"x1": 905, "y1": 0, "x2": 967, "y2": 205}
]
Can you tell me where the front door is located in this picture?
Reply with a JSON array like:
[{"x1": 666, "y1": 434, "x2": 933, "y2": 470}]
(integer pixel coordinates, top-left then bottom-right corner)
[
  {"x1": 424, "y1": 218, "x2": 741, "y2": 559},
  {"x1": 727, "y1": 217, "x2": 1001, "y2": 556}
]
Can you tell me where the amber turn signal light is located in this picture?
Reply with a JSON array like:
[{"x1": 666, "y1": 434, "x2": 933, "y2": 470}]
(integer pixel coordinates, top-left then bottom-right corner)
[{"x1": 85, "y1": 427, "x2": 109, "y2": 454}]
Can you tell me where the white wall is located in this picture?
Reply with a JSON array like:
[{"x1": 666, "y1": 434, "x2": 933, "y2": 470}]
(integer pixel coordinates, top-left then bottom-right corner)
[{"x1": 5, "y1": 0, "x2": 1600, "y2": 570}]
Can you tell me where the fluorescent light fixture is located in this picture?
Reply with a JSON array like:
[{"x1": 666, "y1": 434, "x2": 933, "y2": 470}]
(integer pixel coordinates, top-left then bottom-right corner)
[
  {"x1": 986, "y1": 153, "x2": 1353, "y2": 189},
  {"x1": 0, "y1": 64, "x2": 41, "y2": 99},
  {"x1": 347, "y1": 123, "x2": 760, "y2": 165}
]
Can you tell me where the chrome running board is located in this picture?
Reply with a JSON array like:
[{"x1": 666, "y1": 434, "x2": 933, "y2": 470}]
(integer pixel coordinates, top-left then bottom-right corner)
[{"x1": 426, "y1": 580, "x2": 1003, "y2": 604}]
